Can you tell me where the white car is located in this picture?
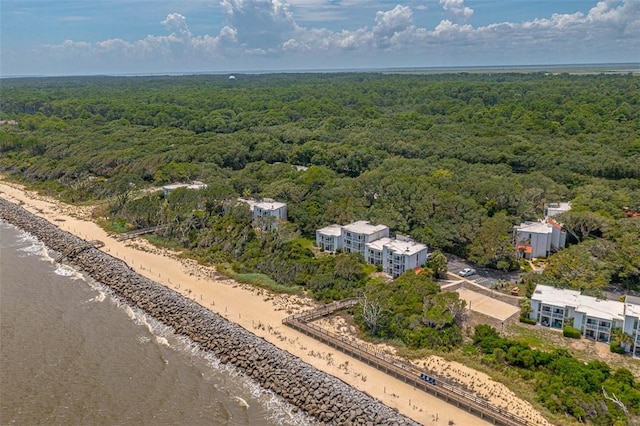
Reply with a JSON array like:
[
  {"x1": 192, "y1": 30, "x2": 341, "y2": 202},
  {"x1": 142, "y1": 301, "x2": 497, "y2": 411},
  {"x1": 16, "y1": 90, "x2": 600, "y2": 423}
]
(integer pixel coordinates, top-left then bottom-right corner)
[{"x1": 458, "y1": 268, "x2": 476, "y2": 277}]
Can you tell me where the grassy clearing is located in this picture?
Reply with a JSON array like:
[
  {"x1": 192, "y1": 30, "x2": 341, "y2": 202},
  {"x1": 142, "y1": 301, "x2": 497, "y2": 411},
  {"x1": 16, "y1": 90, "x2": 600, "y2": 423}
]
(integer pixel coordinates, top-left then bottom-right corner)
[
  {"x1": 97, "y1": 218, "x2": 128, "y2": 234},
  {"x1": 216, "y1": 263, "x2": 303, "y2": 295},
  {"x1": 144, "y1": 234, "x2": 183, "y2": 251}
]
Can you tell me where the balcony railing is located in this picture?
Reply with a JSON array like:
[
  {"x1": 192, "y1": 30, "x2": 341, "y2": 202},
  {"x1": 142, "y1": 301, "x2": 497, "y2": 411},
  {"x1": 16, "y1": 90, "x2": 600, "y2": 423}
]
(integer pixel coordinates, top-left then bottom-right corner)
[{"x1": 584, "y1": 323, "x2": 611, "y2": 333}]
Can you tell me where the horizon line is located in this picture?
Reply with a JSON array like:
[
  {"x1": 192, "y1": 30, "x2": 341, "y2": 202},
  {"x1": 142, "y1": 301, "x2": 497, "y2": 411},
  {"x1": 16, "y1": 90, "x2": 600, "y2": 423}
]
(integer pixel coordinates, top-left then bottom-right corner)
[{"x1": 2, "y1": 62, "x2": 639, "y2": 79}]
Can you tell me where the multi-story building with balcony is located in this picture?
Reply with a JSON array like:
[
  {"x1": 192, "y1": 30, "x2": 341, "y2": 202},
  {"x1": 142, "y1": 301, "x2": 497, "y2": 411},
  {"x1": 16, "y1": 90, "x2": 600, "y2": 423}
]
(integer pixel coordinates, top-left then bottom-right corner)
[
  {"x1": 315, "y1": 224, "x2": 344, "y2": 252},
  {"x1": 530, "y1": 285, "x2": 637, "y2": 350},
  {"x1": 381, "y1": 236, "x2": 429, "y2": 278},
  {"x1": 315, "y1": 221, "x2": 429, "y2": 278},
  {"x1": 514, "y1": 219, "x2": 567, "y2": 259},
  {"x1": 364, "y1": 237, "x2": 392, "y2": 267},
  {"x1": 238, "y1": 198, "x2": 287, "y2": 230},
  {"x1": 342, "y1": 221, "x2": 390, "y2": 256},
  {"x1": 316, "y1": 221, "x2": 389, "y2": 255},
  {"x1": 623, "y1": 295, "x2": 640, "y2": 357}
]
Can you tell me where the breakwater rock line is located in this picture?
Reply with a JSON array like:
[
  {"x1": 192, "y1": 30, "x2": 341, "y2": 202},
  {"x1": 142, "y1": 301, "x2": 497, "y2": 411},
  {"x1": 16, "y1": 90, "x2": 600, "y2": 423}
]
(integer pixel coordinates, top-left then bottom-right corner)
[{"x1": 0, "y1": 199, "x2": 417, "y2": 426}]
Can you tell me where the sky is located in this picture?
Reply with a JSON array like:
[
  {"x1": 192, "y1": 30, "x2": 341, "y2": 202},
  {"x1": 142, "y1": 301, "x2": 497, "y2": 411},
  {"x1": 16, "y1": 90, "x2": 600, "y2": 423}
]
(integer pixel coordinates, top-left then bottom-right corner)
[{"x1": 1, "y1": 0, "x2": 639, "y2": 76}]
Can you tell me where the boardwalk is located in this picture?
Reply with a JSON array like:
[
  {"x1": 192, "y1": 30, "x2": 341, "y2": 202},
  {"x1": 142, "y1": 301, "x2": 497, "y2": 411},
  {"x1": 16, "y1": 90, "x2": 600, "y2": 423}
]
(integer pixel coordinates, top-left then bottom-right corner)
[
  {"x1": 283, "y1": 299, "x2": 534, "y2": 426},
  {"x1": 115, "y1": 225, "x2": 167, "y2": 241}
]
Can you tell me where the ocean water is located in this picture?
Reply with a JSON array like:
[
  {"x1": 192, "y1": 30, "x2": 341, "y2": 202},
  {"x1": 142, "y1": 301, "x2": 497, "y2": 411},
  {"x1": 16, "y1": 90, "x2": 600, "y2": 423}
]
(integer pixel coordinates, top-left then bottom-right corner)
[{"x1": 0, "y1": 221, "x2": 314, "y2": 426}]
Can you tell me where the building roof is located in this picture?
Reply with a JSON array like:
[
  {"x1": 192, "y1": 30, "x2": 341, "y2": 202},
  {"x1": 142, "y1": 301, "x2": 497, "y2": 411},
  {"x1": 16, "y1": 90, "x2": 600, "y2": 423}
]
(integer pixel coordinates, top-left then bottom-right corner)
[
  {"x1": 532, "y1": 285, "x2": 581, "y2": 307},
  {"x1": 545, "y1": 202, "x2": 572, "y2": 217},
  {"x1": 365, "y1": 237, "x2": 393, "y2": 251},
  {"x1": 532, "y1": 285, "x2": 624, "y2": 322},
  {"x1": 578, "y1": 298, "x2": 624, "y2": 322},
  {"x1": 255, "y1": 201, "x2": 286, "y2": 210},
  {"x1": 546, "y1": 218, "x2": 564, "y2": 230},
  {"x1": 342, "y1": 220, "x2": 389, "y2": 235},
  {"x1": 625, "y1": 296, "x2": 640, "y2": 318},
  {"x1": 515, "y1": 221, "x2": 553, "y2": 235},
  {"x1": 384, "y1": 238, "x2": 428, "y2": 256},
  {"x1": 317, "y1": 224, "x2": 343, "y2": 237},
  {"x1": 238, "y1": 198, "x2": 286, "y2": 211}
]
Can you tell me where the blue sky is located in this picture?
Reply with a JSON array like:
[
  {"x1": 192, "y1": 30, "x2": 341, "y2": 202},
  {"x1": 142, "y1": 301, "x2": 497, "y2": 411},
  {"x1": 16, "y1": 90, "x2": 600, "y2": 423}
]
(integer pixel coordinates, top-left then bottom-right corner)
[{"x1": 1, "y1": 0, "x2": 639, "y2": 76}]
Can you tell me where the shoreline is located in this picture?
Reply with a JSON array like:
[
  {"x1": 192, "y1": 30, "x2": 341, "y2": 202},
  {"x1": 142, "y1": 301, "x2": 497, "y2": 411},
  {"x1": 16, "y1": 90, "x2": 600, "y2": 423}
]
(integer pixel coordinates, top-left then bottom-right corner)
[
  {"x1": 0, "y1": 197, "x2": 418, "y2": 425},
  {"x1": 0, "y1": 179, "x2": 547, "y2": 425}
]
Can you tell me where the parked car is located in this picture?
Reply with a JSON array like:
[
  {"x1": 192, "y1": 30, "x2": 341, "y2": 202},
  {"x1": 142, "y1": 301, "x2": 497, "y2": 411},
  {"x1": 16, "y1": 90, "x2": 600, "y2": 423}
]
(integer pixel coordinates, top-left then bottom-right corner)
[{"x1": 458, "y1": 268, "x2": 476, "y2": 277}]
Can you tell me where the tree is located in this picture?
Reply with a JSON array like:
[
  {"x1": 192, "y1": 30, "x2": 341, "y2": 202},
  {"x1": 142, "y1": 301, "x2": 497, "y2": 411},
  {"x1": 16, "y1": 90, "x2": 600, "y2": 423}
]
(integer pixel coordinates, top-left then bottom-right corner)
[
  {"x1": 602, "y1": 387, "x2": 629, "y2": 417},
  {"x1": 611, "y1": 327, "x2": 634, "y2": 351},
  {"x1": 557, "y1": 211, "x2": 609, "y2": 242},
  {"x1": 425, "y1": 250, "x2": 448, "y2": 279},
  {"x1": 423, "y1": 292, "x2": 466, "y2": 329},
  {"x1": 541, "y1": 239, "x2": 615, "y2": 291},
  {"x1": 519, "y1": 298, "x2": 532, "y2": 319},
  {"x1": 467, "y1": 212, "x2": 519, "y2": 271},
  {"x1": 360, "y1": 291, "x2": 383, "y2": 336}
]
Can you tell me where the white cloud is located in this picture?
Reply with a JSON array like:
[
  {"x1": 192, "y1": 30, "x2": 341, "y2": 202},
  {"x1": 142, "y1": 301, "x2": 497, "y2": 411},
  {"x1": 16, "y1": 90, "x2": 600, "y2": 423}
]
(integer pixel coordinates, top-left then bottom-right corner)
[
  {"x1": 220, "y1": 0, "x2": 298, "y2": 50},
  {"x1": 439, "y1": 0, "x2": 473, "y2": 21},
  {"x1": 161, "y1": 13, "x2": 192, "y2": 41},
  {"x1": 373, "y1": 5, "x2": 415, "y2": 48},
  {"x1": 374, "y1": 5, "x2": 414, "y2": 37},
  {"x1": 39, "y1": 13, "x2": 227, "y2": 73},
  {"x1": 22, "y1": 0, "x2": 640, "y2": 75}
]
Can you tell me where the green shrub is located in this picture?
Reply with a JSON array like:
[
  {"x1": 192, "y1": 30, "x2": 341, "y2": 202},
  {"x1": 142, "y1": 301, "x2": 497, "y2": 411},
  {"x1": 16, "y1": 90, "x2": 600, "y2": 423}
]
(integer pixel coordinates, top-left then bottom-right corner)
[
  {"x1": 563, "y1": 326, "x2": 581, "y2": 339},
  {"x1": 519, "y1": 316, "x2": 537, "y2": 325},
  {"x1": 610, "y1": 342, "x2": 626, "y2": 354}
]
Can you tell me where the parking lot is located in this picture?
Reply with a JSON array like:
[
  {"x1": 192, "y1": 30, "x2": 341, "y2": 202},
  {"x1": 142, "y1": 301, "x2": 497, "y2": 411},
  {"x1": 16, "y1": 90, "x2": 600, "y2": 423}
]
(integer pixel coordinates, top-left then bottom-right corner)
[{"x1": 446, "y1": 254, "x2": 521, "y2": 286}]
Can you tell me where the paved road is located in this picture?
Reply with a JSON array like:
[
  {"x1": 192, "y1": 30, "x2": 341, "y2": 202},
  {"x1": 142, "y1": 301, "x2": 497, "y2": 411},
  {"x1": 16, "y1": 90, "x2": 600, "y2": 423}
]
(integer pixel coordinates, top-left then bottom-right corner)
[{"x1": 445, "y1": 254, "x2": 521, "y2": 286}]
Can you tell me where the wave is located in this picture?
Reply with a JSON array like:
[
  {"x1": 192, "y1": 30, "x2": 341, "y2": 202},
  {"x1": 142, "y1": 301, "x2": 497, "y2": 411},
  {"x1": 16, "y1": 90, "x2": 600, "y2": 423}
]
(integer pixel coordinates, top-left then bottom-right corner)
[
  {"x1": 232, "y1": 395, "x2": 250, "y2": 409},
  {"x1": 154, "y1": 331, "x2": 315, "y2": 426},
  {"x1": 4, "y1": 222, "x2": 86, "y2": 281},
  {"x1": 15, "y1": 230, "x2": 52, "y2": 261},
  {"x1": 1, "y1": 220, "x2": 314, "y2": 426},
  {"x1": 155, "y1": 336, "x2": 170, "y2": 347},
  {"x1": 53, "y1": 264, "x2": 86, "y2": 281}
]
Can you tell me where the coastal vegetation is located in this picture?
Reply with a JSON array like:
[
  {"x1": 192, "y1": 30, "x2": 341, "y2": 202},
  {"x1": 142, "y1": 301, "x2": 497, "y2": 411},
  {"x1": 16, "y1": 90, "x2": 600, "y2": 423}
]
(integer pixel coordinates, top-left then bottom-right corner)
[
  {"x1": 1, "y1": 73, "x2": 638, "y2": 294},
  {"x1": 1, "y1": 72, "x2": 639, "y2": 424},
  {"x1": 354, "y1": 270, "x2": 465, "y2": 350},
  {"x1": 473, "y1": 324, "x2": 639, "y2": 425}
]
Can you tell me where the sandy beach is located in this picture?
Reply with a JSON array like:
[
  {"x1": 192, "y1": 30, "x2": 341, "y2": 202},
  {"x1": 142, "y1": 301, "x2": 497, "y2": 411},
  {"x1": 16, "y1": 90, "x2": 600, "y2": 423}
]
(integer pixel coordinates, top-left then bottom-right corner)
[{"x1": 0, "y1": 179, "x2": 550, "y2": 426}]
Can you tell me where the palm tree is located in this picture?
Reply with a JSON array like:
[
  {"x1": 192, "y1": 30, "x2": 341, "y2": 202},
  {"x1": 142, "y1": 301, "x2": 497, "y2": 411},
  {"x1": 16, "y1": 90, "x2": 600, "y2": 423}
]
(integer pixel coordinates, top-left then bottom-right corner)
[{"x1": 611, "y1": 327, "x2": 633, "y2": 352}]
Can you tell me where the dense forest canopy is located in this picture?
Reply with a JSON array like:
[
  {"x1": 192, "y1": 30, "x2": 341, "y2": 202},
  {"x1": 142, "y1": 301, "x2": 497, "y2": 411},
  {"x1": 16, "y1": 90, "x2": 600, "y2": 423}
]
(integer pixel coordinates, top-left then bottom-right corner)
[
  {"x1": 1, "y1": 72, "x2": 639, "y2": 291},
  {"x1": 2, "y1": 73, "x2": 639, "y2": 426}
]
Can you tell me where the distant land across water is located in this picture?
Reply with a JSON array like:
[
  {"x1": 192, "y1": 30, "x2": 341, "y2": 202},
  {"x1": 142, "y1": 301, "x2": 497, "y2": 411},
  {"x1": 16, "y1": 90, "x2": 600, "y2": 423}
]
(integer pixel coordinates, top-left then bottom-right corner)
[{"x1": 2, "y1": 62, "x2": 638, "y2": 78}]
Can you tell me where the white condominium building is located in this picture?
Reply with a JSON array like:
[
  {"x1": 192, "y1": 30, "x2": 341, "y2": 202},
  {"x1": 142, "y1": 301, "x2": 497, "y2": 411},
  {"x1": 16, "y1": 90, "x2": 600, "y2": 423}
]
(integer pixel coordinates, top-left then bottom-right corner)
[
  {"x1": 623, "y1": 295, "x2": 640, "y2": 357},
  {"x1": 530, "y1": 285, "x2": 640, "y2": 355},
  {"x1": 514, "y1": 219, "x2": 567, "y2": 259},
  {"x1": 316, "y1": 221, "x2": 429, "y2": 278},
  {"x1": 238, "y1": 198, "x2": 287, "y2": 229},
  {"x1": 342, "y1": 221, "x2": 390, "y2": 255},
  {"x1": 544, "y1": 202, "x2": 571, "y2": 217}
]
